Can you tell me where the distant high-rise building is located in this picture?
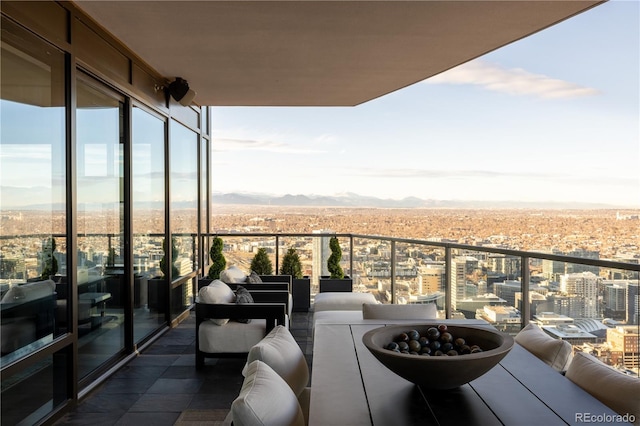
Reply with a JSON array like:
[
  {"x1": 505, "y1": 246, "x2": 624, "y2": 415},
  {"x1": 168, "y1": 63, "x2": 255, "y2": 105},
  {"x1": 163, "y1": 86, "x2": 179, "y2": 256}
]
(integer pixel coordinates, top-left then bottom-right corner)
[
  {"x1": 515, "y1": 291, "x2": 548, "y2": 318},
  {"x1": 312, "y1": 230, "x2": 332, "y2": 286},
  {"x1": 560, "y1": 272, "x2": 599, "y2": 319},
  {"x1": 627, "y1": 283, "x2": 639, "y2": 325},
  {"x1": 493, "y1": 280, "x2": 521, "y2": 307},
  {"x1": 477, "y1": 280, "x2": 487, "y2": 295},
  {"x1": 542, "y1": 248, "x2": 565, "y2": 282},
  {"x1": 486, "y1": 272, "x2": 507, "y2": 293},
  {"x1": 607, "y1": 326, "x2": 639, "y2": 370},
  {"x1": 603, "y1": 283, "x2": 626, "y2": 320},
  {"x1": 489, "y1": 254, "x2": 520, "y2": 279},
  {"x1": 451, "y1": 256, "x2": 467, "y2": 309},
  {"x1": 420, "y1": 264, "x2": 445, "y2": 294},
  {"x1": 542, "y1": 249, "x2": 600, "y2": 281},
  {"x1": 566, "y1": 249, "x2": 600, "y2": 275}
]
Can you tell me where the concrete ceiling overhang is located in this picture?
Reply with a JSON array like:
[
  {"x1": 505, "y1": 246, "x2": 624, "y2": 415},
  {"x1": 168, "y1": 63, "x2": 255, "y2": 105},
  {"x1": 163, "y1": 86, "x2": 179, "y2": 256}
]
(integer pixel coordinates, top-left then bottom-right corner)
[{"x1": 73, "y1": 1, "x2": 604, "y2": 107}]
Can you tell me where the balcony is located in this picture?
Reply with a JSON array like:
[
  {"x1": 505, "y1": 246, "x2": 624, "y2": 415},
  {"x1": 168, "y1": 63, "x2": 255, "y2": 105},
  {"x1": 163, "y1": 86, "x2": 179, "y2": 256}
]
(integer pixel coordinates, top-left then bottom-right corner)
[
  {"x1": 45, "y1": 230, "x2": 638, "y2": 424},
  {"x1": 0, "y1": 231, "x2": 636, "y2": 425}
]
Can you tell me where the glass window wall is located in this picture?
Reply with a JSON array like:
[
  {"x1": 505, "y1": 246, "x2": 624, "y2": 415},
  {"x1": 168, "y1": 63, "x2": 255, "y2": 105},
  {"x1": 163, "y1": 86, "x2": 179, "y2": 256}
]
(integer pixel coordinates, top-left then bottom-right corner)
[
  {"x1": 132, "y1": 106, "x2": 166, "y2": 342},
  {"x1": 0, "y1": 17, "x2": 66, "y2": 364},
  {"x1": 76, "y1": 74, "x2": 125, "y2": 378},
  {"x1": 170, "y1": 121, "x2": 198, "y2": 318}
]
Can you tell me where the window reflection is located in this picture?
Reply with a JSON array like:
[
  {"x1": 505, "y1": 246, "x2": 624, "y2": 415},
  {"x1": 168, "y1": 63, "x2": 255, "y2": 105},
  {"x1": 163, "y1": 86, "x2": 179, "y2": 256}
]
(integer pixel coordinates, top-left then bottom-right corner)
[
  {"x1": 133, "y1": 106, "x2": 166, "y2": 342},
  {"x1": 170, "y1": 121, "x2": 198, "y2": 316},
  {"x1": 76, "y1": 75, "x2": 125, "y2": 379},
  {"x1": 0, "y1": 19, "x2": 66, "y2": 364}
]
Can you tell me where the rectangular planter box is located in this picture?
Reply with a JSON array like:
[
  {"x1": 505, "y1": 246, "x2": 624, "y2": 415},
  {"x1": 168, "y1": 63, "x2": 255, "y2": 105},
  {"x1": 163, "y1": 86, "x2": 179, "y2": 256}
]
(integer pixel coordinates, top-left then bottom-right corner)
[
  {"x1": 292, "y1": 277, "x2": 310, "y2": 312},
  {"x1": 148, "y1": 277, "x2": 167, "y2": 313},
  {"x1": 319, "y1": 276, "x2": 352, "y2": 293}
]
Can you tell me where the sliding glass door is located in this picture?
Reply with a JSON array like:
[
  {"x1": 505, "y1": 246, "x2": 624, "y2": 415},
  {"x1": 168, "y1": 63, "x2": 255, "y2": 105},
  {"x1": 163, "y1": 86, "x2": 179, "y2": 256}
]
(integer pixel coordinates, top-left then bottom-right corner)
[
  {"x1": 76, "y1": 74, "x2": 125, "y2": 379},
  {"x1": 132, "y1": 106, "x2": 166, "y2": 342}
]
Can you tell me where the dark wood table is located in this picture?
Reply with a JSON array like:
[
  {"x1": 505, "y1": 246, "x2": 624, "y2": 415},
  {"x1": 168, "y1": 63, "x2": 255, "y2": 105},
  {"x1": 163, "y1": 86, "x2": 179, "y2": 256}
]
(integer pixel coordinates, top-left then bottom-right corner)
[{"x1": 309, "y1": 322, "x2": 629, "y2": 426}]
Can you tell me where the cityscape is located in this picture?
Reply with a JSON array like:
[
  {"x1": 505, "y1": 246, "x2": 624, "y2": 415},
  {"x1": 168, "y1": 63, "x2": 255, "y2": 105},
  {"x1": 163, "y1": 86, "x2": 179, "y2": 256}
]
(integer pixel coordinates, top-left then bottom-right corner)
[{"x1": 1, "y1": 206, "x2": 639, "y2": 375}]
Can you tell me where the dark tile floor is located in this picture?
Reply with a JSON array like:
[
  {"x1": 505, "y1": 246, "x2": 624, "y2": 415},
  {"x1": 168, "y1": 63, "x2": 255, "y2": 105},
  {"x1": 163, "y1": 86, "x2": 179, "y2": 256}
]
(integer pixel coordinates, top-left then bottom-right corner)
[{"x1": 54, "y1": 311, "x2": 314, "y2": 426}]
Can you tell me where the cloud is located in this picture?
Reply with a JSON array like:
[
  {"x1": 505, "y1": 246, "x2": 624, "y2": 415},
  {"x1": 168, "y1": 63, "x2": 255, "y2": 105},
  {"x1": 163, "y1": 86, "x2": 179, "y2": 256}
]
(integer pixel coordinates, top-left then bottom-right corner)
[
  {"x1": 212, "y1": 137, "x2": 326, "y2": 154},
  {"x1": 314, "y1": 134, "x2": 337, "y2": 144},
  {"x1": 351, "y1": 167, "x2": 637, "y2": 186},
  {"x1": 426, "y1": 60, "x2": 599, "y2": 99},
  {"x1": 353, "y1": 168, "x2": 535, "y2": 179}
]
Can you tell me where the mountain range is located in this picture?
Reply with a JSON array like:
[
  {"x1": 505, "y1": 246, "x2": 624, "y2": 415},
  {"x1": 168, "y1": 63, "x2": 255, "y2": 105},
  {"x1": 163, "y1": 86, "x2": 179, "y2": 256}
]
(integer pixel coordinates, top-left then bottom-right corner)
[{"x1": 211, "y1": 192, "x2": 621, "y2": 209}]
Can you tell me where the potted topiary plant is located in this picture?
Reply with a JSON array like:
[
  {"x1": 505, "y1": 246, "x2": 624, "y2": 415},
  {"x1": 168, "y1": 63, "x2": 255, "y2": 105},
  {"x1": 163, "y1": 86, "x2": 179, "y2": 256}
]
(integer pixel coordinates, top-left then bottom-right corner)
[
  {"x1": 250, "y1": 247, "x2": 273, "y2": 275},
  {"x1": 208, "y1": 237, "x2": 226, "y2": 279},
  {"x1": 280, "y1": 248, "x2": 310, "y2": 311},
  {"x1": 319, "y1": 236, "x2": 352, "y2": 292},
  {"x1": 196, "y1": 237, "x2": 227, "y2": 293}
]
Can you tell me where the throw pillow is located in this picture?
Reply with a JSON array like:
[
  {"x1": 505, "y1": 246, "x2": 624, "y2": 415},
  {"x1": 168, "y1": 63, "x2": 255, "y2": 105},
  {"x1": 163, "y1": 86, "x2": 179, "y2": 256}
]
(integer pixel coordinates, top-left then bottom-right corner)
[
  {"x1": 246, "y1": 271, "x2": 263, "y2": 284},
  {"x1": 231, "y1": 360, "x2": 305, "y2": 426},
  {"x1": 198, "y1": 279, "x2": 235, "y2": 326},
  {"x1": 243, "y1": 325, "x2": 309, "y2": 397},
  {"x1": 220, "y1": 265, "x2": 247, "y2": 284},
  {"x1": 514, "y1": 323, "x2": 573, "y2": 372},
  {"x1": 234, "y1": 285, "x2": 254, "y2": 324},
  {"x1": 566, "y1": 351, "x2": 640, "y2": 421}
]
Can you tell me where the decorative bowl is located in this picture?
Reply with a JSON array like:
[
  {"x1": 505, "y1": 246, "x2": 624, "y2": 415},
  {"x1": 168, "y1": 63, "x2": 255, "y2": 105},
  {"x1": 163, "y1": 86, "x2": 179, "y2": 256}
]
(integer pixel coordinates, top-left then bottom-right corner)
[{"x1": 362, "y1": 323, "x2": 514, "y2": 389}]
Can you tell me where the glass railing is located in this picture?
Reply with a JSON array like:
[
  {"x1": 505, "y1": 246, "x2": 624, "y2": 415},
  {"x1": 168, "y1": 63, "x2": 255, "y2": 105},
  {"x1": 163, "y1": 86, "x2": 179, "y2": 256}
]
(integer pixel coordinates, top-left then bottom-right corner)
[
  {"x1": 2, "y1": 230, "x2": 638, "y2": 376},
  {"x1": 204, "y1": 232, "x2": 640, "y2": 376}
]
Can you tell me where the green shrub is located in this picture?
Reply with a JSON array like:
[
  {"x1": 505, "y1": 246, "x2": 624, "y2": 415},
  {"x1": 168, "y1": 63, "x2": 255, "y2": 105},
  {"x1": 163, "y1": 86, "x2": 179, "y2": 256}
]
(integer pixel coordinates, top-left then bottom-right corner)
[
  {"x1": 280, "y1": 248, "x2": 303, "y2": 279},
  {"x1": 327, "y1": 236, "x2": 344, "y2": 279},
  {"x1": 250, "y1": 247, "x2": 273, "y2": 275},
  {"x1": 208, "y1": 237, "x2": 226, "y2": 279}
]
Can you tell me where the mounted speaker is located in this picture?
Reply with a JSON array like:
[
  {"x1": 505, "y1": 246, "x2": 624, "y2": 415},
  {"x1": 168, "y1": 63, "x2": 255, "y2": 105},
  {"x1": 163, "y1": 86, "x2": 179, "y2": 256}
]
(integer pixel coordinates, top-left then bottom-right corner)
[{"x1": 168, "y1": 78, "x2": 196, "y2": 106}]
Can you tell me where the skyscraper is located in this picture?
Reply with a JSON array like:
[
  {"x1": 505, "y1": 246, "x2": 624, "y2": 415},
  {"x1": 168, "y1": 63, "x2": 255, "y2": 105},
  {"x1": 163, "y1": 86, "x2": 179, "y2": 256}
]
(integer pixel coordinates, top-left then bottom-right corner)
[
  {"x1": 603, "y1": 282, "x2": 627, "y2": 320},
  {"x1": 312, "y1": 230, "x2": 332, "y2": 286},
  {"x1": 560, "y1": 272, "x2": 599, "y2": 319},
  {"x1": 451, "y1": 256, "x2": 467, "y2": 309},
  {"x1": 627, "y1": 283, "x2": 639, "y2": 325}
]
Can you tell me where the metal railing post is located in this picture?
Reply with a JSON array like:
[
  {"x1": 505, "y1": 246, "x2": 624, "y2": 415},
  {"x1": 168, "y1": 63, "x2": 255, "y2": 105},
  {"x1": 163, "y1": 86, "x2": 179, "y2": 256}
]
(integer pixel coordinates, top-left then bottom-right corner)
[
  {"x1": 390, "y1": 240, "x2": 396, "y2": 304},
  {"x1": 521, "y1": 256, "x2": 530, "y2": 328},
  {"x1": 445, "y1": 246, "x2": 452, "y2": 319},
  {"x1": 349, "y1": 234, "x2": 354, "y2": 279},
  {"x1": 275, "y1": 235, "x2": 280, "y2": 273}
]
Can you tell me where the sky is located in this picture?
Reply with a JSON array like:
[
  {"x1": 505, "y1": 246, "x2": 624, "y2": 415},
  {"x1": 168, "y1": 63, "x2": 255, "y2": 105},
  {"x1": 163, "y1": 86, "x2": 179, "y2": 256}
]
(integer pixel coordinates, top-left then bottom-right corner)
[{"x1": 211, "y1": 0, "x2": 640, "y2": 208}]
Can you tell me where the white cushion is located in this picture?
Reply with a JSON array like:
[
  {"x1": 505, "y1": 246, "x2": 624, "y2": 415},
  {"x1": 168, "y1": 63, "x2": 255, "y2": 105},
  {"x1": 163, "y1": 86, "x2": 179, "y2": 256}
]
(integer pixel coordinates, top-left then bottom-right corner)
[
  {"x1": 362, "y1": 303, "x2": 437, "y2": 320},
  {"x1": 198, "y1": 280, "x2": 235, "y2": 326},
  {"x1": 0, "y1": 280, "x2": 55, "y2": 304},
  {"x1": 199, "y1": 319, "x2": 267, "y2": 353},
  {"x1": 514, "y1": 323, "x2": 573, "y2": 372},
  {"x1": 244, "y1": 325, "x2": 309, "y2": 397},
  {"x1": 313, "y1": 292, "x2": 377, "y2": 312},
  {"x1": 231, "y1": 360, "x2": 305, "y2": 426},
  {"x1": 566, "y1": 351, "x2": 640, "y2": 422},
  {"x1": 220, "y1": 266, "x2": 247, "y2": 284}
]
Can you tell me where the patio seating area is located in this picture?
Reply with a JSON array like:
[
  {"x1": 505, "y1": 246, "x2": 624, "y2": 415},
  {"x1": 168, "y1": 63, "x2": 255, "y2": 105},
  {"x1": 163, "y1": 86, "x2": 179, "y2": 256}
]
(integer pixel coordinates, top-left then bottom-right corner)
[{"x1": 53, "y1": 310, "x2": 314, "y2": 426}]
